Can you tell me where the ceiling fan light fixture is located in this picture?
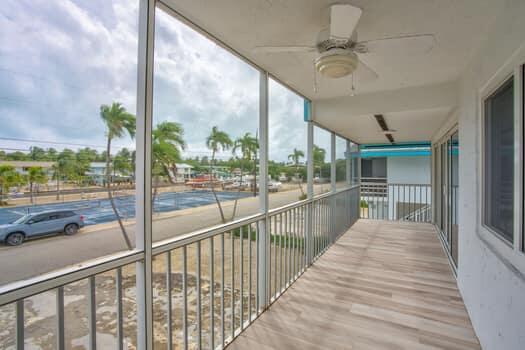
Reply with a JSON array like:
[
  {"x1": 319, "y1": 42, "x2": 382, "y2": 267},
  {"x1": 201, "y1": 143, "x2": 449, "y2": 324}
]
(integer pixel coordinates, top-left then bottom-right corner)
[{"x1": 314, "y1": 49, "x2": 358, "y2": 79}]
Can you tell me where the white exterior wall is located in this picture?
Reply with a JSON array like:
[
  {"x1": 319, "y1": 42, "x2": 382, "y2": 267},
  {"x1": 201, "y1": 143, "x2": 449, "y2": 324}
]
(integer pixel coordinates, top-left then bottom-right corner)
[
  {"x1": 386, "y1": 156, "x2": 431, "y2": 220},
  {"x1": 386, "y1": 156, "x2": 430, "y2": 184},
  {"x1": 456, "y1": 0, "x2": 525, "y2": 348}
]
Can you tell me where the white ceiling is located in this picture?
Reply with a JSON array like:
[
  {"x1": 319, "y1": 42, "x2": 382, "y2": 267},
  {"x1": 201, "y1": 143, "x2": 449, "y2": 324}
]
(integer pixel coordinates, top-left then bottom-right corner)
[
  {"x1": 313, "y1": 81, "x2": 458, "y2": 143},
  {"x1": 160, "y1": 0, "x2": 503, "y2": 142},
  {"x1": 324, "y1": 108, "x2": 454, "y2": 144}
]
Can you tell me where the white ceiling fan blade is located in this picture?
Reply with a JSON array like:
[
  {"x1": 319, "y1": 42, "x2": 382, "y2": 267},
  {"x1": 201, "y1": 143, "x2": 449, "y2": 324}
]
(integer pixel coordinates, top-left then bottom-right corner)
[
  {"x1": 358, "y1": 34, "x2": 436, "y2": 55},
  {"x1": 252, "y1": 46, "x2": 316, "y2": 54},
  {"x1": 355, "y1": 59, "x2": 378, "y2": 84},
  {"x1": 330, "y1": 4, "x2": 362, "y2": 40}
]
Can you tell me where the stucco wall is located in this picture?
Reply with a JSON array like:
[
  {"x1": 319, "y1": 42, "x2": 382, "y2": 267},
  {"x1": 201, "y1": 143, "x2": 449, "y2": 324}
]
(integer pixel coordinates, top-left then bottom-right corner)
[
  {"x1": 457, "y1": 0, "x2": 525, "y2": 348},
  {"x1": 386, "y1": 156, "x2": 430, "y2": 184}
]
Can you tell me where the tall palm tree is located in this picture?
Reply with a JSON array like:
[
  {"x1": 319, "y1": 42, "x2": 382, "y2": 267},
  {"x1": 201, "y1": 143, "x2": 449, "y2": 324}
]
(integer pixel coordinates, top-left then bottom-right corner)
[
  {"x1": 206, "y1": 126, "x2": 232, "y2": 223},
  {"x1": 0, "y1": 165, "x2": 21, "y2": 205},
  {"x1": 313, "y1": 145, "x2": 326, "y2": 177},
  {"x1": 152, "y1": 121, "x2": 185, "y2": 203},
  {"x1": 288, "y1": 148, "x2": 305, "y2": 195},
  {"x1": 27, "y1": 167, "x2": 47, "y2": 205},
  {"x1": 52, "y1": 163, "x2": 61, "y2": 200},
  {"x1": 100, "y1": 102, "x2": 136, "y2": 250},
  {"x1": 231, "y1": 132, "x2": 259, "y2": 220}
]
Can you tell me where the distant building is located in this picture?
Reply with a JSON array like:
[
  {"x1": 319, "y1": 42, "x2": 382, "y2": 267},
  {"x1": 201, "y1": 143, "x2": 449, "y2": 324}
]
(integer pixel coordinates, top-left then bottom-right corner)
[
  {"x1": 0, "y1": 161, "x2": 56, "y2": 178},
  {"x1": 86, "y1": 162, "x2": 132, "y2": 185},
  {"x1": 174, "y1": 163, "x2": 193, "y2": 181},
  {"x1": 360, "y1": 142, "x2": 431, "y2": 185},
  {"x1": 360, "y1": 142, "x2": 431, "y2": 220}
]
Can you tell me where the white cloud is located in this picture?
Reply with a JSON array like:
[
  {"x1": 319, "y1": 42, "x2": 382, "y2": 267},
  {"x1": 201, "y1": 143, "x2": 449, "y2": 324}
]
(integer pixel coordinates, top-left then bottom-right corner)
[{"x1": 0, "y1": 0, "x2": 308, "y2": 162}]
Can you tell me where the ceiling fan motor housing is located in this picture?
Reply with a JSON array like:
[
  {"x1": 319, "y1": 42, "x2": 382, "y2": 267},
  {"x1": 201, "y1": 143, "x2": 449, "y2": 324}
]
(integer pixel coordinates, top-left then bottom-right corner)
[{"x1": 314, "y1": 49, "x2": 358, "y2": 79}]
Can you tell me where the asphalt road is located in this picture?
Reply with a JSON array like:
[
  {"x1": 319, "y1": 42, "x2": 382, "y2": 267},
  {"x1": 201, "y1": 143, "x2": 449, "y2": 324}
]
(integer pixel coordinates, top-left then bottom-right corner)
[{"x1": 0, "y1": 185, "x2": 328, "y2": 285}]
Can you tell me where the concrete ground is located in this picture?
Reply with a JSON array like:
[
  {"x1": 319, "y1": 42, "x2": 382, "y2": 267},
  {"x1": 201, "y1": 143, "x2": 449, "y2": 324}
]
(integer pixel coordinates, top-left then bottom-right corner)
[{"x1": 0, "y1": 183, "x2": 331, "y2": 285}]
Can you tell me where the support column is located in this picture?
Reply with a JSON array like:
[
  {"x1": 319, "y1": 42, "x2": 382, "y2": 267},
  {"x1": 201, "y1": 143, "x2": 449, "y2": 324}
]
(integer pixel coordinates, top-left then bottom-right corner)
[
  {"x1": 307, "y1": 122, "x2": 314, "y2": 198},
  {"x1": 136, "y1": 0, "x2": 155, "y2": 348},
  {"x1": 329, "y1": 133, "x2": 336, "y2": 243},
  {"x1": 346, "y1": 140, "x2": 351, "y2": 186},
  {"x1": 306, "y1": 121, "x2": 314, "y2": 264},
  {"x1": 331, "y1": 132, "x2": 336, "y2": 193},
  {"x1": 258, "y1": 71, "x2": 269, "y2": 309}
]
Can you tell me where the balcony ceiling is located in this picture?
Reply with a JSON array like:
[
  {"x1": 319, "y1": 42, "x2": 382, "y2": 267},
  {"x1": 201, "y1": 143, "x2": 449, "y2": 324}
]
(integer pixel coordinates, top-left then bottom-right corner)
[{"x1": 161, "y1": 0, "x2": 503, "y2": 142}]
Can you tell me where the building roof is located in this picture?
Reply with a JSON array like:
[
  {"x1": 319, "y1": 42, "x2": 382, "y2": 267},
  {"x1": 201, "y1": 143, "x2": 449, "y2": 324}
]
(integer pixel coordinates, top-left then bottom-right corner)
[{"x1": 175, "y1": 163, "x2": 193, "y2": 169}]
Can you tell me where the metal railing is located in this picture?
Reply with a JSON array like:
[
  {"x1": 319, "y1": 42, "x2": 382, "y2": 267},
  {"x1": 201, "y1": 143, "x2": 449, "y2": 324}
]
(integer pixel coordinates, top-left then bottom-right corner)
[
  {"x1": 360, "y1": 183, "x2": 432, "y2": 223},
  {"x1": 0, "y1": 185, "x2": 359, "y2": 349}
]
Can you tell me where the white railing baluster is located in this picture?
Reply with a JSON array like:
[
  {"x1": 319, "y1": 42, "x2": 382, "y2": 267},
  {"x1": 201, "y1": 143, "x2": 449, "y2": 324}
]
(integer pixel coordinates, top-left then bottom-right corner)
[
  {"x1": 116, "y1": 267, "x2": 124, "y2": 350},
  {"x1": 210, "y1": 237, "x2": 215, "y2": 349},
  {"x1": 16, "y1": 299, "x2": 24, "y2": 350},
  {"x1": 166, "y1": 253, "x2": 172, "y2": 350},
  {"x1": 88, "y1": 275, "x2": 96, "y2": 350},
  {"x1": 56, "y1": 286, "x2": 65, "y2": 350}
]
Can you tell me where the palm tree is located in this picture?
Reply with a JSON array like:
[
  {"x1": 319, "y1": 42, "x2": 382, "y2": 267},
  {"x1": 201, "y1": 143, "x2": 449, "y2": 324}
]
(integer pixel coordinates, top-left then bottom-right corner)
[
  {"x1": 53, "y1": 149, "x2": 76, "y2": 200},
  {"x1": 313, "y1": 145, "x2": 326, "y2": 177},
  {"x1": 288, "y1": 148, "x2": 305, "y2": 195},
  {"x1": 152, "y1": 121, "x2": 185, "y2": 203},
  {"x1": 231, "y1": 132, "x2": 259, "y2": 220},
  {"x1": 206, "y1": 126, "x2": 233, "y2": 223},
  {"x1": 313, "y1": 145, "x2": 327, "y2": 192},
  {"x1": 27, "y1": 167, "x2": 47, "y2": 205},
  {"x1": 100, "y1": 102, "x2": 136, "y2": 250},
  {"x1": 52, "y1": 163, "x2": 61, "y2": 200},
  {"x1": 0, "y1": 165, "x2": 21, "y2": 205}
]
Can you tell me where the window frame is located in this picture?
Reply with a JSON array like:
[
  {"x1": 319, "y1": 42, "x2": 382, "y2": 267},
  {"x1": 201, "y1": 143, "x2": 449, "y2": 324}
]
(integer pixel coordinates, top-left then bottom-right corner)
[
  {"x1": 482, "y1": 76, "x2": 515, "y2": 244},
  {"x1": 478, "y1": 49, "x2": 525, "y2": 276}
]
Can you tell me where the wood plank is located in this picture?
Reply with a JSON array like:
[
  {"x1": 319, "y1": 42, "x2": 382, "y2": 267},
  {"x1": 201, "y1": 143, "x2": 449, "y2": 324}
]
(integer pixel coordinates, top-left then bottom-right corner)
[{"x1": 229, "y1": 220, "x2": 480, "y2": 350}]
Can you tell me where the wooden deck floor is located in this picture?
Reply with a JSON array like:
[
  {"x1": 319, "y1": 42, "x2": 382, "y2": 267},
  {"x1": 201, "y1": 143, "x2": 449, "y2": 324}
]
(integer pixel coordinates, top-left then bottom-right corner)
[{"x1": 229, "y1": 220, "x2": 480, "y2": 350}]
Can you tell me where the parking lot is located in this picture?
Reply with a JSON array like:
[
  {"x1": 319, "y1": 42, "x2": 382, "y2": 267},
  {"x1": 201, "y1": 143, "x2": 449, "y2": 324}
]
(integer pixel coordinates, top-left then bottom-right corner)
[{"x1": 0, "y1": 190, "x2": 250, "y2": 226}]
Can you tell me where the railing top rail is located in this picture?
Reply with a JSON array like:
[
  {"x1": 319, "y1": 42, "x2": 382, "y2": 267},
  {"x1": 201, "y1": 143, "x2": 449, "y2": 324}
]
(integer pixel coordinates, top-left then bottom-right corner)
[
  {"x1": 0, "y1": 250, "x2": 143, "y2": 306},
  {"x1": 380, "y1": 182, "x2": 431, "y2": 186},
  {"x1": 311, "y1": 184, "x2": 359, "y2": 200}
]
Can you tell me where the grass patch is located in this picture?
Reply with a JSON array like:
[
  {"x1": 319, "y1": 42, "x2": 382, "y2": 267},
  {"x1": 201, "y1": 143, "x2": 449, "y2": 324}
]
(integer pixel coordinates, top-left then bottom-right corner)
[{"x1": 231, "y1": 226, "x2": 305, "y2": 250}]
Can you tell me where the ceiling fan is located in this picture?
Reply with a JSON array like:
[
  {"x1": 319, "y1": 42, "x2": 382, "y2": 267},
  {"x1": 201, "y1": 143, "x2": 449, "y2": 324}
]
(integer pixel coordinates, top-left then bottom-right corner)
[{"x1": 253, "y1": 4, "x2": 435, "y2": 92}]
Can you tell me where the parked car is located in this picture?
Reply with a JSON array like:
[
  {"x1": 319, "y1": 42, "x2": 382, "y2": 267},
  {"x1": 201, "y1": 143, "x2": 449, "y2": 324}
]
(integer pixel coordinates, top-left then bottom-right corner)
[
  {"x1": 269, "y1": 181, "x2": 282, "y2": 192},
  {"x1": 313, "y1": 176, "x2": 329, "y2": 183},
  {"x1": 0, "y1": 210, "x2": 85, "y2": 246}
]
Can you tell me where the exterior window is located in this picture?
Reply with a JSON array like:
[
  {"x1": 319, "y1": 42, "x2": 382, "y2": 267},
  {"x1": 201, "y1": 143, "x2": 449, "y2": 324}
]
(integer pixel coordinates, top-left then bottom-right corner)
[{"x1": 483, "y1": 77, "x2": 514, "y2": 243}]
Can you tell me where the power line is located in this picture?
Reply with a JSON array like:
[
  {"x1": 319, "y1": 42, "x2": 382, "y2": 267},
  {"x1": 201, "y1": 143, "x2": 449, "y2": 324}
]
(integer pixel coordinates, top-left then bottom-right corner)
[{"x1": 0, "y1": 137, "x2": 129, "y2": 150}]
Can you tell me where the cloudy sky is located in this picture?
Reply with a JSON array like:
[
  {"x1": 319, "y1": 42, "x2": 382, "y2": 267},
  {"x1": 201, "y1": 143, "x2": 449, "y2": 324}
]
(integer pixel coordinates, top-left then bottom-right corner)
[{"x1": 0, "y1": 0, "x2": 336, "y2": 163}]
